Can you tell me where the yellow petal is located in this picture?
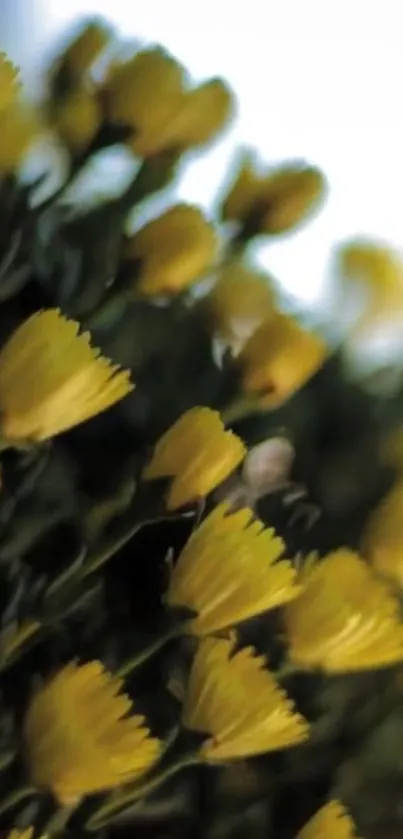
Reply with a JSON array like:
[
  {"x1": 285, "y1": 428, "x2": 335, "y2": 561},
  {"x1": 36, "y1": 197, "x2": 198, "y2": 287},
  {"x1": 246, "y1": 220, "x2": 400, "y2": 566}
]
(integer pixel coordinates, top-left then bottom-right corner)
[
  {"x1": 221, "y1": 152, "x2": 263, "y2": 222},
  {"x1": 58, "y1": 19, "x2": 113, "y2": 82},
  {"x1": 53, "y1": 88, "x2": 101, "y2": 152},
  {"x1": 8, "y1": 830, "x2": 47, "y2": 839},
  {"x1": 0, "y1": 104, "x2": 39, "y2": 173},
  {"x1": 0, "y1": 309, "x2": 133, "y2": 443},
  {"x1": 362, "y1": 482, "x2": 403, "y2": 587},
  {"x1": 284, "y1": 548, "x2": 403, "y2": 672},
  {"x1": 259, "y1": 164, "x2": 325, "y2": 234},
  {"x1": 183, "y1": 637, "x2": 309, "y2": 761},
  {"x1": 162, "y1": 78, "x2": 234, "y2": 149},
  {"x1": 297, "y1": 801, "x2": 359, "y2": 839},
  {"x1": 0, "y1": 53, "x2": 20, "y2": 111},
  {"x1": 167, "y1": 502, "x2": 300, "y2": 634},
  {"x1": 24, "y1": 661, "x2": 161, "y2": 804},
  {"x1": 143, "y1": 407, "x2": 246, "y2": 510},
  {"x1": 204, "y1": 261, "x2": 275, "y2": 342},
  {"x1": 126, "y1": 204, "x2": 218, "y2": 295}
]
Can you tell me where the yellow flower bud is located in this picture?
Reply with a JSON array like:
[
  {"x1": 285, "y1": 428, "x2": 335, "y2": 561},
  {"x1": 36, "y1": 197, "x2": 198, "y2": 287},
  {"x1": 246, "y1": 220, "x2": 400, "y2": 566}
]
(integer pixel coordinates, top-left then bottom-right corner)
[
  {"x1": 0, "y1": 53, "x2": 20, "y2": 111},
  {"x1": 222, "y1": 154, "x2": 326, "y2": 236},
  {"x1": 204, "y1": 261, "x2": 275, "y2": 342},
  {"x1": 143, "y1": 406, "x2": 246, "y2": 510},
  {"x1": 159, "y1": 78, "x2": 234, "y2": 150},
  {"x1": 0, "y1": 104, "x2": 39, "y2": 173},
  {"x1": 59, "y1": 19, "x2": 113, "y2": 82},
  {"x1": 126, "y1": 204, "x2": 218, "y2": 295},
  {"x1": 238, "y1": 312, "x2": 327, "y2": 407},
  {"x1": 53, "y1": 88, "x2": 101, "y2": 152},
  {"x1": 362, "y1": 482, "x2": 403, "y2": 587}
]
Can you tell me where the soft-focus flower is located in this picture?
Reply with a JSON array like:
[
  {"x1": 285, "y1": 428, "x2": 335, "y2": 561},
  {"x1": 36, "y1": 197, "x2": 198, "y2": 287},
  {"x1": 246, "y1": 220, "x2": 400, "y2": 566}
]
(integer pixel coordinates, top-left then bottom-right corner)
[
  {"x1": 337, "y1": 239, "x2": 403, "y2": 339},
  {"x1": 204, "y1": 261, "x2": 275, "y2": 343},
  {"x1": 0, "y1": 54, "x2": 20, "y2": 111},
  {"x1": 55, "y1": 19, "x2": 113, "y2": 83},
  {"x1": 167, "y1": 502, "x2": 300, "y2": 635},
  {"x1": 143, "y1": 407, "x2": 245, "y2": 510},
  {"x1": 53, "y1": 88, "x2": 101, "y2": 152},
  {"x1": 125, "y1": 204, "x2": 218, "y2": 295},
  {"x1": 297, "y1": 801, "x2": 359, "y2": 839},
  {"x1": 0, "y1": 104, "x2": 39, "y2": 173},
  {"x1": 104, "y1": 48, "x2": 233, "y2": 156},
  {"x1": 221, "y1": 153, "x2": 325, "y2": 235},
  {"x1": 362, "y1": 482, "x2": 403, "y2": 587},
  {"x1": 284, "y1": 548, "x2": 403, "y2": 672},
  {"x1": 0, "y1": 309, "x2": 133, "y2": 444},
  {"x1": 8, "y1": 830, "x2": 46, "y2": 839},
  {"x1": 183, "y1": 637, "x2": 309, "y2": 761},
  {"x1": 24, "y1": 661, "x2": 161, "y2": 804},
  {"x1": 238, "y1": 312, "x2": 327, "y2": 407}
]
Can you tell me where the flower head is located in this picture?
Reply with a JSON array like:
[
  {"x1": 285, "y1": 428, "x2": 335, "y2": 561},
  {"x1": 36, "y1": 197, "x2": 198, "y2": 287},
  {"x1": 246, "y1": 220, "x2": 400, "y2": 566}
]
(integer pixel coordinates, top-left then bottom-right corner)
[
  {"x1": 0, "y1": 54, "x2": 20, "y2": 111},
  {"x1": 238, "y1": 312, "x2": 326, "y2": 407},
  {"x1": 0, "y1": 309, "x2": 133, "y2": 444},
  {"x1": 284, "y1": 548, "x2": 403, "y2": 672},
  {"x1": 222, "y1": 153, "x2": 325, "y2": 236},
  {"x1": 125, "y1": 204, "x2": 217, "y2": 295},
  {"x1": 167, "y1": 502, "x2": 300, "y2": 635},
  {"x1": 205, "y1": 261, "x2": 275, "y2": 344},
  {"x1": 183, "y1": 637, "x2": 309, "y2": 762},
  {"x1": 362, "y1": 482, "x2": 403, "y2": 587},
  {"x1": 53, "y1": 88, "x2": 101, "y2": 152},
  {"x1": 56, "y1": 19, "x2": 113, "y2": 83},
  {"x1": 297, "y1": 801, "x2": 359, "y2": 839},
  {"x1": 24, "y1": 661, "x2": 161, "y2": 804},
  {"x1": 104, "y1": 48, "x2": 233, "y2": 156},
  {"x1": 143, "y1": 407, "x2": 246, "y2": 510},
  {"x1": 0, "y1": 104, "x2": 39, "y2": 173}
]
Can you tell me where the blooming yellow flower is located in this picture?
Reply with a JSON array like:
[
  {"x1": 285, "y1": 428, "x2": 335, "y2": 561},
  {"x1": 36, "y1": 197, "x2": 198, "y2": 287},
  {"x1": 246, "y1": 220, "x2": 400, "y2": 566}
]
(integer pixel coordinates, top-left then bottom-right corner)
[
  {"x1": 167, "y1": 502, "x2": 300, "y2": 635},
  {"x1": 53, "y1": 88, "x2": 101, "y2": 152},
  {"x1": 24, "y1": 661, "x2": 161, "y2": 804},
  {"x1": 0, "y1": 54, "x2": 20, "y2": 111},
  {"x1": 204, "y1": 261, "x2": 275, "y2": 343},
  {"x1": 57, "y1": 19, "x2": 113, "y2": 82},
  {"x1": 221, "y1": 153, "x2": 325, "y2": 235},
  {"x1": 284, "y1": 548, "x2": 403, "y2": 673},
  {"x1": 183, "y1": 637, "x2": 309, "y2": 761},
  {"x1": 143, "y1": 407, "x2": 246, "y2": 510},
  {"x1": 297, "y1": 801, "x2": 359, "y2": 839},
  {"x1": 0, "y1": 309, "x2": 133, "y2": 444},
  {"x1": 125, "y1": 204, "x2": 218, "y2": 296},
  {"x1": 104, "y1": 48, "x2": 233, "y2": 156},
  {"x1": 0, "y1": 104, "x2": 39, "y2": 173},
  {"x1": 238, "y1": 312, "x2": 327, "y2": 407},
  {"x1": 362, "y1": 482, "x2": 403, "y2": 587}
]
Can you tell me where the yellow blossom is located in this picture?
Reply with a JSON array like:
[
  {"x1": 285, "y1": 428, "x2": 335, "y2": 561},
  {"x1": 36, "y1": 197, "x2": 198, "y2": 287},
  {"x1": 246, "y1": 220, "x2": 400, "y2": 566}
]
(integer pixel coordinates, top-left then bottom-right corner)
[
  {"x1": 53, "y1": 88, "x2": 101, "y2": 152},
  {"x1": 143, "y1": 407, "x2": 245, "y2": 510},
  {"x1": 125, "y1": 204, "x2": 217, "y2": 295},
  {"x1": 24, "y1": 661, "x2": 161, "y2": 804},
  {"x1": 204, "y1": 261, "x2": 275, "y2": 343},
  {"x1": 0, "y1": 104, "x2": 39, "y2": 173},
  {"x1": 0, "y1": 309, "x2": 133, "y2": 444},
  {"x1": 362, "y1": 482, "x2": 403, "y2": 587},
  {"x1": 0, "y1": 54, "x2": 20, "y2": 111},
  {"x1": 167, "y1": 502, "x2": 300, "y2": 635},
  {"x1": 183, "y1": 637, "x2": 309, "y2": 761},
  {"x1": 57, "y1": 19, "x2": 113, "y2": 82},
  {"x1": 222, "y1": 153, "x2": 325, "y2": 235},
  {"x1": 297, "y1": 801, "x2": 359, "y2": 839},
  {"x1": 238, "y1": 313, "x2": 327, "y2": 407},
  {"x1": 104, "y1": 48, "x2": 233, "y2": 156},
  {"x1": 284, "y1": 548, "x2": 403, "y2": 673}
]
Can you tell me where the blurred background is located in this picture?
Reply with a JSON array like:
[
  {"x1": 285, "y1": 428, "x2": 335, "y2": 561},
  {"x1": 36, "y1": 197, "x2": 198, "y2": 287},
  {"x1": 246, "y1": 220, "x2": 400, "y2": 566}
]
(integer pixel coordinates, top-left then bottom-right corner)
[{"x1": 1, "y1": 0, "x2": 402, "y2": 311}]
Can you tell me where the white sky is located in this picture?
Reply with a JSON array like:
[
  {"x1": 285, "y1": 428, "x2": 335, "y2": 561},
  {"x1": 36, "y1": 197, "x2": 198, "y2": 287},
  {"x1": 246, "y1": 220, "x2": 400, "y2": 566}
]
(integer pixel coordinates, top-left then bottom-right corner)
[{"x1": 4, "y1": 0, "x2": 403, "y2": 310}]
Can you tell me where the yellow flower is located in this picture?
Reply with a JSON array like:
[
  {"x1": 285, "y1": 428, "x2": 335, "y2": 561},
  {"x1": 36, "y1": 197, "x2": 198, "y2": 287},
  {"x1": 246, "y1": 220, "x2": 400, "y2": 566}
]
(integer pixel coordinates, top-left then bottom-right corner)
[
  {"x1": 238, "y1": 313, "x2": 327, "y2": 407},
  {"x1": 0, "y1": 54, "x2": 20, "y2": 111},
  {"x1": 0, "y1": 309, "x2": 133, "y2": 444},
  {"x1": 105, "y1": 48, "x2": 233, "y2": 156},
  {"x1": 0, "y1": 104, "x2": 39, "y2": 173},
  {"x1": 337, "y1": 239, "x2": 403, "y2": 338},
  {"x1": 297, "y1": 801, "x2": 359, "y2": 839},
  {"x1": 125, "y1": 204, "x2": 217, "y2": 295},
  {"x1": 362, "y1": 482, "x2": 403, "y2": 587},
  {"x1": 284, "y1": 548, "x2": 403, "y2": 673},
  {"x1": 204, "y1": 261, "x2": 275, "y2": 343},
  {"x1": 222, "y1": 153, "x2": 325, "y2": 235},
  {"x1": 143, "y1": 407, "x2": 246, "y2": 510},
  {"x1": 53, "y1": 87, "x2": 101, "y2": 152},
  {"x1": 24, "y1": 661, "x2": 161, "y2": 804},
  {"x1": 7, "y1": 830, "x2": 47, "y2": 839},
  {"x1": 183, "y1": 637, "x2": 309, "y2": 761},
  {"x1": 57, "y1": 19, "x2": 113, "y2": 82},
  {"x1": 167, "y1": 502, "x2": 300, "y2": 635}
]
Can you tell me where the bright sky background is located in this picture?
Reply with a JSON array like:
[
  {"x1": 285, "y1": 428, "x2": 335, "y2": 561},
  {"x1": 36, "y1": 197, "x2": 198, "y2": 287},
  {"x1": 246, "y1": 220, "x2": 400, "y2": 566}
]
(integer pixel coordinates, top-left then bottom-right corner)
[{"x1": 3, "y1": 0, "x2": 403, "y2": 313}]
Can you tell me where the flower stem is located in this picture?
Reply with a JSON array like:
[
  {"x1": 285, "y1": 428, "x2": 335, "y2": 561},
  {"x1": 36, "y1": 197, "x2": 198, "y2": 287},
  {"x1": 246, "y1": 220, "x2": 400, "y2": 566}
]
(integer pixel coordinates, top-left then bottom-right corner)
[
  {"x1": 0, "y1": 786, "x2": 36, "y2": 816},
  {"x1": 275, "y1": 661, "x2": 304, "y2": 680},
  {"x1": 116, "y1": 624, "x2": 182, "y2": 678},
  {"x1": 87, "y1": 753, "x2": 199, "y2": 831},
  {"x1": 222, "y1": 395, "x2": 263, "y2": 425},
  {"x1": 43, "y1": 804, "x2": 77, "y2": 837}
]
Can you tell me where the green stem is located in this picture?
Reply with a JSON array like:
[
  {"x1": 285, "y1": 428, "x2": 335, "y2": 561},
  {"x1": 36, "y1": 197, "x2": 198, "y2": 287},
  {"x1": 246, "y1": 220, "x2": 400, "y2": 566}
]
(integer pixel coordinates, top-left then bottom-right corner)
[
  {"x1": 0, "y1": 786, "x2": 36, "y2": 816},
  {"x1": 222, "y1": 395, "x2": 263, "y2": 425},
  {"x1": 43, "y1": 804, "x2": 77, "y2": 837},
  {"x1": 87, "y1": 753, "x2": 199, "y2": 831},
  {"x1": 80, "y1": 520, "x2": 144, "y2": 579},
  {"x1": 275, "y1": 661, "x2": 304, "y2": 680},
  {"x1": 116, "y1": 624, "x2": 182, "y2": 678}
]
